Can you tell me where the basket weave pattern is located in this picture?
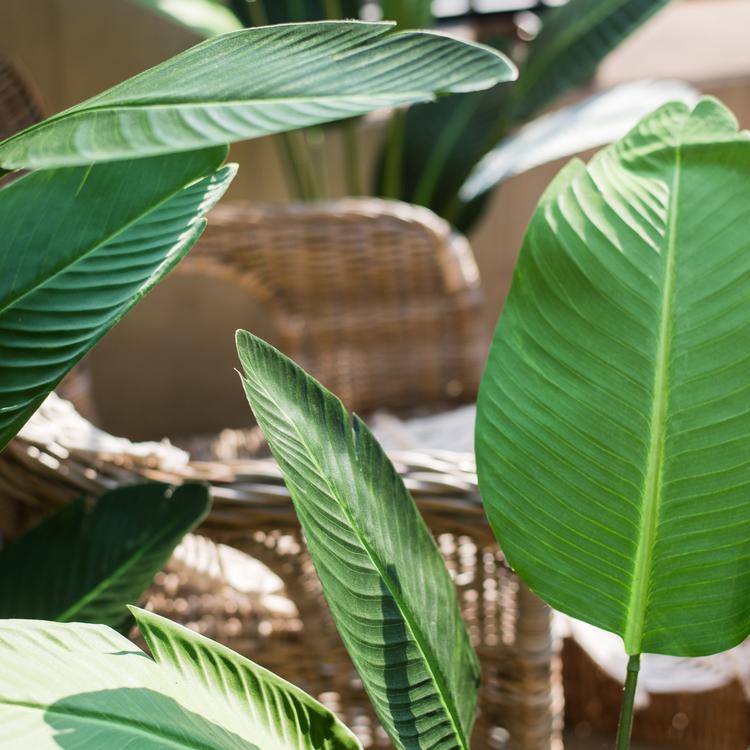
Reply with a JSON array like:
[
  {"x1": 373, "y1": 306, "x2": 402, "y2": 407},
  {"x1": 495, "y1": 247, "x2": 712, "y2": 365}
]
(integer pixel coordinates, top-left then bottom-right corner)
[
  {"x1": 181, "y1": 200, "x2": 487, "y2": 415},
  {"x1": 0, "y1": 397, "x2": 561, "y2": 750}
]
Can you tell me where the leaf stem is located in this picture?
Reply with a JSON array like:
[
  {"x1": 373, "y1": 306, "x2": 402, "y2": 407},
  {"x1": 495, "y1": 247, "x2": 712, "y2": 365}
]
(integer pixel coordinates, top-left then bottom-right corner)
[
  {"x1": 342, "y1": 120, "x2": 362, "y2": 195},
  {"x1": 615, "y1": 654, "x2": 640, "y2": 750},
  {"x1": 382, "y1": 109, "x2": 404, "y2": 199}
]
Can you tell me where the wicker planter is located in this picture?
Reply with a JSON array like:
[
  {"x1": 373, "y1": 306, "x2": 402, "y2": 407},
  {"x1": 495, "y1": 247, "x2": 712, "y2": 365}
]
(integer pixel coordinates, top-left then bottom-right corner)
[{"x1": 0, "y1": 199, "x2": 562, "y2": 748}]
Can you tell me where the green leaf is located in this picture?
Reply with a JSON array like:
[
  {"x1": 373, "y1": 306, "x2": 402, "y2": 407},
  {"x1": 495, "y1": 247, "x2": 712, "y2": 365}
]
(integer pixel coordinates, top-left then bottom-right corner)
[
  {"x1": 236, "y1": 331, "x2": 480, "y2": 750},
  {"x1": 0, "y1": 609, "x2": 360, "y2": 749},
  {"x1": 0, "y1": 148, "x2": 235, "y2": 450},
  {"x1": 460, "y1": 80, "x2": 698, "y2": 202},
  {"x1": 0, "y1": 22, "x2": 515, "y2": 170},
  {"x1": 510, "y1": 0, "x2": 671, "y2": 122},
  {"x1": 0, "y1": 483, "x2": 209, "y2": 630},
  {"x1": 129, "y1": 0, "x2": 244, "y2": 37},
  {"x1": 476, "y1": 97, "x2": 750, "y2": 658}
]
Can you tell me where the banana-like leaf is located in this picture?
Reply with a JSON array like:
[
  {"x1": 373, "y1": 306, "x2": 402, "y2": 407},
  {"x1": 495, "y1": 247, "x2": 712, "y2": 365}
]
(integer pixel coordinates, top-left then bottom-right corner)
[
  {"x1": 0, "y1": 608, "x2": 360, "y2": 749},
  {"x1": 476, "y1": 97, "x2": 750, "y2": 658},
  {"x1": 0, "y1": 148, "x2": 234, "y2": 450},
  {"x1": 128, "y1": 0, "x2": 244, "y2": 37},
  {"x1": 0, "y1": 483, "x2": 209, "y2": 630},
  {"x1": 0, "y1": 22, "x2": 514, "y2": 170},
  {"x1": 236, "y1": 331, "x2": 480, "y2": 750},
  {"x1": 460, "y1": 80, "x2": 699, "y2": 202},
  {"x1": 510, "y1": 0, "x2": 671, "y2": 121}
]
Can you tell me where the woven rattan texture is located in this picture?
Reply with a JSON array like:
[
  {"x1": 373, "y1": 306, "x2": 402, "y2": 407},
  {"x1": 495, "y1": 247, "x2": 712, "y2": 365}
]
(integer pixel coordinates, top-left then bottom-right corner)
[
  {"x1": 180, "y1": 199, "x2": 487, "y2": 415},
  {"x1": 1, "y1": 399, "x2": 561, "y2": 750},
  {"x1": 0, "y1": 56, "x2": 43, "y2": 141}
]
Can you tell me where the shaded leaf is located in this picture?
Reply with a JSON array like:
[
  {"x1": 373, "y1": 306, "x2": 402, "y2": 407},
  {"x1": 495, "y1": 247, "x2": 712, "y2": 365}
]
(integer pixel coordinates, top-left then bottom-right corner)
[
  {"x1": 0, "y1": 483, "x2": 209, "y2": 630},
  {"x1": 0, "y1": 148, "x2": 234, "y2": 449},
  {"x1": 236, "y1": 330, "x2": 479, "y2": 750},
  {"x1": 510, "y1": 0, "x2": 671, "y2": 121},
  {"x1": 476, "y1": 97, "x2": 750, "y2": 658}
]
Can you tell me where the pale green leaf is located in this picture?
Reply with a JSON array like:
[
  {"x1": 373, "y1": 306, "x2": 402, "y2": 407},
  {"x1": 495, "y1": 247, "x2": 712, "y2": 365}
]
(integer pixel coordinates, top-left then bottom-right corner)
[
  {"x1": 0, "y1": 148, "x2": 235, "y2": 450},
  {"x1": 129, "y1": 0, "x2": 244, "y2": 37},
  {"x1": 0, "y1": 22, "x2": 514, "y2": 170},
  {"x1": 0, "y1": 610, "x2": 360, "y2": 749},
  {"x1": 476, "y1": 97, "x2": 750, "y2": 658},
  {"x1": 460, "y1": 80, "x2": 698, "y2": 202},
  {"x1": 0, "y1": 483, "x2": 209, "y2": 630},
  {"x1": 236, "y1": 331, "x2": 480, "y2": 750}
]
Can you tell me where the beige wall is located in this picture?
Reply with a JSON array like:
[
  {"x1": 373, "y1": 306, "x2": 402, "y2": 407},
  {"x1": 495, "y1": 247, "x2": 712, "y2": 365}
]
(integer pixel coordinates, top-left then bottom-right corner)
[{"x1": 3, "y1": 0, "x2": 750, "y2": 438}]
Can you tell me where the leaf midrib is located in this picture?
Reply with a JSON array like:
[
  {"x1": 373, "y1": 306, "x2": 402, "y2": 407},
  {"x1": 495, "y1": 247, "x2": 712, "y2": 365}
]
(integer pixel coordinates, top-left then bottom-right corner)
[
  {"x1": 0, "y1": 698, "x2": 223, "y2": 749},
  {"x1": 245, "y1": 367, "x2": 470, "y2": 750},
  {"x1": 624, "y1": 141, "x2": 682, "y2": 654},
  {"x1": 56, "y1": 515, "x2": 185, "y2": 623},
  {"x1": 0, "y1": 170, "x2": 211, "y2": 317}
]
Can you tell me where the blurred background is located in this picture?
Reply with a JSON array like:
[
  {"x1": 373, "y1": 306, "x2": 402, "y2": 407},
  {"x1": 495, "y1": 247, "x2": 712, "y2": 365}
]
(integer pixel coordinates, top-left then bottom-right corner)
[{"x1": 2, "y1": 2, "x2": 750, "y2": 748}]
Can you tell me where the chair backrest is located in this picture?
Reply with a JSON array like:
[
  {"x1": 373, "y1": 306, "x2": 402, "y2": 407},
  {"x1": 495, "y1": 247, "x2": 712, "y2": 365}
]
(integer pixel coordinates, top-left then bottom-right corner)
[
  {"x1": 183, "y1": 198, "x2": 488, "y2": 414},
  {"x1": 0, "y1": 56, "x2": 44, "y2": 140}
]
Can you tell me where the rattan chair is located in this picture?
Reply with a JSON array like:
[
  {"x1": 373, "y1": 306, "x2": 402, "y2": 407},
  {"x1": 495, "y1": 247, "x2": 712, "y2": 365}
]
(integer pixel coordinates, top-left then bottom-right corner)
[{"x1": 181, "y1": 199, "x2": 488, "y2": 415}]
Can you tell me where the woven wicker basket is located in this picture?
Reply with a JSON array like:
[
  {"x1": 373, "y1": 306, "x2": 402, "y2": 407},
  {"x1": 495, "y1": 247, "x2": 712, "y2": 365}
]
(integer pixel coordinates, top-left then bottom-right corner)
[{"x1": 0, "y1": 396, "x2": 562, "y2": 750}]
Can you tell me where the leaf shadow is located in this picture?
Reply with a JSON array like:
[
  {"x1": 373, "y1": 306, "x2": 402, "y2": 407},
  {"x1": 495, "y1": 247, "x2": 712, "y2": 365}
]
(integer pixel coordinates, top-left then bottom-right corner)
[
  {"x1": 382, "y1": 564, "x2": 419, "y2": 746},
  {"x1": 45, "y1": 687, "x2": 258, "y2": 749}
]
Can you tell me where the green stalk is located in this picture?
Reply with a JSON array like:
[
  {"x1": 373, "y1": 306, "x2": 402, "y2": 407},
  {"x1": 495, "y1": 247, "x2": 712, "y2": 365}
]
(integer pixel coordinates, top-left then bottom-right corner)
[
  {"x1": 324, "y1": 0, "x2": 343, "y2": 18},
  {"x1": 233, "y1": 0, "x2": 257, "y2": 26},
  {"x1": 276, "y1": 132, "x2": 317, "y2": 200},
  {"x1": 615, "y1": 654, "x2": 641, "y2": 750},
  {"x1": 382, "y1": 110, "x2": 405, "y2": 199},
  {"x1": 342, "y1": 120, "x2": 362, "y2": 196}
]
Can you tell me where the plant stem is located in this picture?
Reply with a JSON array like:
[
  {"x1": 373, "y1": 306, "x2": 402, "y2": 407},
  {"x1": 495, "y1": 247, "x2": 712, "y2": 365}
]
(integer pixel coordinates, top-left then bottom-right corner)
[
  {"x1": 382, "y1": 109, "x2": 404, "y2": 199},
  {"x1": 230, "y1": 0, "x2": 255, "y2": 26},
  {"x1": 324, "y1": 0, "x2": 343, "y2": 18},
  {"x1": 342, "y1": 120, "x2": 362, "y2": 196},
  {"x1": 276, "y1": 132, "x2": 310, "y2": 200},
  {"x1": 615, "y1": 654, "x2": 641, "y2": 750}
]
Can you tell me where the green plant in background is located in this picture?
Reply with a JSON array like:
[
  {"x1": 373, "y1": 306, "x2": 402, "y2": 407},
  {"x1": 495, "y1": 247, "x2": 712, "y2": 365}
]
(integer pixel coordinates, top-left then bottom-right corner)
[{"x1": 131, "y1": 0, "x2": 684, "y2": 235}]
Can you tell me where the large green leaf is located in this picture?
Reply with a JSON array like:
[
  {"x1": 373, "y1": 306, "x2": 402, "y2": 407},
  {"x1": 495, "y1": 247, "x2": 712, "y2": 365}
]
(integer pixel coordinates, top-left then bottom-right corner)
[
  {"x1": 0, "y1": 609, "x2": 360, "y2": 749},
  {"x1": 459, "y1": 80, "x2": 698, "y2": 203},
  {"x1": 0, "y1": 148, "x2": 234, "y2": 450},
  {"x1": 0, "y1": 483, "x2": 209, "y2": 630},
  {"x1": 0, "y1": 22, "x2": 514, "y2": 170},
  {"x1": 476, "y1": 97, "x2": 750, "y2": 658},
  {"x1": 129, "y1": 0, "x2": 244, "y2": 37},
  {"x1": 510, "y1": 0, "x2": 671, "y2": 122},
  {"x1": 236, "y1": 331, "x2": 479, "y2": 750}
]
